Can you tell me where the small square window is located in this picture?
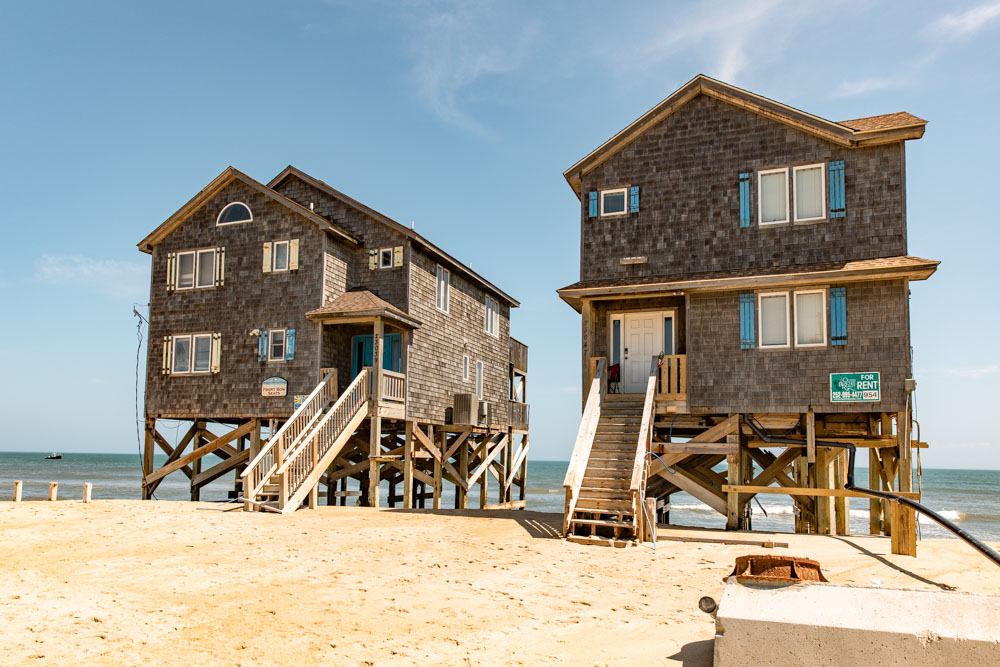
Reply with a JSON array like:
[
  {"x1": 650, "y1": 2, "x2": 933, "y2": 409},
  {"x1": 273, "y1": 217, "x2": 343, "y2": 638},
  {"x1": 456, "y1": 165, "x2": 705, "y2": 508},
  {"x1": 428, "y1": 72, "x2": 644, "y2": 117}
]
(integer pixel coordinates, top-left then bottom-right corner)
[
  {"x1": 269, "y1": 329, "x2": 286, "y2": 361},
  {"x1": 273, "y1": 241, "x2": 289, "y2": 272},
  {"x1": 600, "y1": 188, "x2": 627, "y2": 217},
  {"x1": 379, "y1": 248, "x2": 393, "y2": 269}
]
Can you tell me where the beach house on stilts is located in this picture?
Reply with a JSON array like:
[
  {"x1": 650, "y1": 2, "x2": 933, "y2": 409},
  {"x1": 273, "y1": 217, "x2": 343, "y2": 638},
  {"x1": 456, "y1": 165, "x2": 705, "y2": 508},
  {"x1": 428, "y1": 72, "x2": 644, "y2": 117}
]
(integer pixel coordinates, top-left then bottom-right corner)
[
  {"x1": 138, "y1": 166, "x2": 529, "y2": 512},
  {"x1": 559, "y1": 75, "x2": 936, "y2": 550}
]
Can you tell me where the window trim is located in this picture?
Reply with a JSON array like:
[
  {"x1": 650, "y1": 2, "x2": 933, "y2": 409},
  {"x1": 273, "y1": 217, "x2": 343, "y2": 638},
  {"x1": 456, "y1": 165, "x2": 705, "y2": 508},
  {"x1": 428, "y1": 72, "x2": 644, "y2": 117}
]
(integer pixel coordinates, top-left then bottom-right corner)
[
  {"x1": 271, "y1": 240, "x2": 290, "y2": 273},
  {"x1": 195, "y1": 249, "x2": 216, "y2": 288},
  {"x1": 794, "y1": 289, "x2": 828, "y2": 348},
  {"x1": 176, "y1": 249, "x2": 216, "y2": 290},
  {"x1": 758, "y1": 291, "x2": 791, "y2": 349},
  {"x1": 792, "y1": 163, "x2": 827, "y2": 223},
  {"x1": 757, "y1": 168, "x2": 790, "y2": 226},
  {"x1": 475, "y1": 360, "x2": 484, "y2": 399},
  {"x1": 435, "y1": 265, "x2": 450, "y2": 313},
  {"x1": 600, "y1": 187, "x2": 628, "y2": 218},
  {"x1": 484, "y1": 296, "x2": 499, "y2": 337},
  {"x1": 379, "y1": 247, "x2": 394, "y2": 269},
  {"x1": 268, "y1": 328, "x2": 287, "y2": 362},
  {"x1": 462, "y1": 354, "x2": 470, "y2": 382},
  {"x1": 216, "y1": 201, "x2": 253, "y2": 226},
  {"x1": 171, "y1": 333, "x2": 213, "y2": 374}
]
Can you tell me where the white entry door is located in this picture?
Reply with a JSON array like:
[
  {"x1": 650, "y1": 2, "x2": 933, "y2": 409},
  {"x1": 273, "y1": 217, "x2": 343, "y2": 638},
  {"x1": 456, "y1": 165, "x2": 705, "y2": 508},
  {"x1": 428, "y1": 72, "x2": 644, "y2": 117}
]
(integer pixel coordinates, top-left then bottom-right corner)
[{"x1": 623, "y1": 313, "x2": 659, "y2": 393}]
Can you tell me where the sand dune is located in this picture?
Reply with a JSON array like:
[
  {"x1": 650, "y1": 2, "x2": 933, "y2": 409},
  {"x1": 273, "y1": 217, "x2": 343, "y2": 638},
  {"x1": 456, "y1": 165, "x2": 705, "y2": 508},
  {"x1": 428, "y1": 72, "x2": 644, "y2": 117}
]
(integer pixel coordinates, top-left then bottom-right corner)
[{"x1": 1, "y1": 500, "x2": 998, "y2": 665}]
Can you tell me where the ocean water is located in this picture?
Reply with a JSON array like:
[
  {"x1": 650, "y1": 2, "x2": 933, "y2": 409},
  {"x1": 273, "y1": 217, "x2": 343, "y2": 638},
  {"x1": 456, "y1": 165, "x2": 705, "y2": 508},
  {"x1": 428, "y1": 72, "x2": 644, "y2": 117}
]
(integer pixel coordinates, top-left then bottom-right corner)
[{"x1": 2, "y1": 452, "x2": 998, "y2": 541}]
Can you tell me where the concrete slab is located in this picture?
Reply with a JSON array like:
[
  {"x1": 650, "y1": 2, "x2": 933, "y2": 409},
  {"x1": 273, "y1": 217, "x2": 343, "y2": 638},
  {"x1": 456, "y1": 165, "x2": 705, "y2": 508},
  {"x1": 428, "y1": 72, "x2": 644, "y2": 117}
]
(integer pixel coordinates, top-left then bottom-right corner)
[{"x1": 714, "y1": 578, "x2": 1000, "y2": 666}]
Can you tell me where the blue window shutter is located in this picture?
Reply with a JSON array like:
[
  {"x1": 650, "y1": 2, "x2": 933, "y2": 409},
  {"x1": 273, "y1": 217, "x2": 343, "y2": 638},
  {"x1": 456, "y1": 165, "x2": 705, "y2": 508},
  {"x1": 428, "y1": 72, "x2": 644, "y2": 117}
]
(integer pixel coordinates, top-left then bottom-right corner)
[
  {"x1": 588, "y1": 191, "x2": 598, "y2": 218},
  {"x1": 831, "y1": 288, "x2": 847, "y2": 345},
  {"x1": 829, "y1": 160, "x2": 846, "y2": 218},
  {"x1": 739, "y1": 293, "x2": 756, "y2": 349},
  {"x1": 629, "y1": 186, "x2": 639, "y2": 213},
  {"x1": 285, "y1": 329, "x2": 296, "y2": 360},
  {"x1": 739, "y1": 172, "x2": 751, "y2": 227},
  {"x1": 258, "y1": 330, "x2": 268, "y2": 361}
]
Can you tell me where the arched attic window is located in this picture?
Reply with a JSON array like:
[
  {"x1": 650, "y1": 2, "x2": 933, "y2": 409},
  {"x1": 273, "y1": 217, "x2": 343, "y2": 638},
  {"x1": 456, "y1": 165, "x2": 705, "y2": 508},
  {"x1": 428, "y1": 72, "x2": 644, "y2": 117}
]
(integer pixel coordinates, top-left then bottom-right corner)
[{"x1": 216, "y1": 202, "x2": 253, "y2": 225}]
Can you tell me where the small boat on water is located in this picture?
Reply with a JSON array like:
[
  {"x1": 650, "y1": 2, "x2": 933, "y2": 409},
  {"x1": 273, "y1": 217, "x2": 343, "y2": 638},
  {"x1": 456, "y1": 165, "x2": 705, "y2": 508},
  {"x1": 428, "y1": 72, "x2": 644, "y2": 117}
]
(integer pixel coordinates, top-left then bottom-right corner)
[{"x1": 45, "y1": 453, "x2": 62, "y2": 460}]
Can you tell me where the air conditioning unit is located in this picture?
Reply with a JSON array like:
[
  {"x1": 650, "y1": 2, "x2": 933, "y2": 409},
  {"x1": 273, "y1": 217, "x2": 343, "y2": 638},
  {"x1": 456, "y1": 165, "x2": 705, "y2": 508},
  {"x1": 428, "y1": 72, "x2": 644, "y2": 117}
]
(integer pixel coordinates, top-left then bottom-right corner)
[{"x1": 453, "y1": 393, "x2": 479, "y2": 426}]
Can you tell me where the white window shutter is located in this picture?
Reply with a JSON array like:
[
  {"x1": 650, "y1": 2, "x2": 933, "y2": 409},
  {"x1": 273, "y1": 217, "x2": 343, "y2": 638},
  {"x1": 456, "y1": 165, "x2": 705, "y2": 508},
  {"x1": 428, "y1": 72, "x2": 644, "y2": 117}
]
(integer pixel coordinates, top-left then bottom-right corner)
[
  {"x1": 166, "y1": 253, "x2": 175, "y2": 292},
  {"x1": 289, "y1": 239, "x2": 299, "y2": 270},
  {"x1": 162, "y1": 336, "x2": 172, "y2": 374},
  {"x1": 368, "y1": 249, "x2": 377, "y2": 270},
  {"x1": 211, "y1": 333, "x2": 221, "y2": 373},
  {"x1": 216, "y1": 247, "x2": 225, "y2": 286},
  {"x1": 262, "y1": 242, "x2": 272, "y2": 273},
  {"x1": 393, "y1": 246, "x2": 403, "y2": 267}
]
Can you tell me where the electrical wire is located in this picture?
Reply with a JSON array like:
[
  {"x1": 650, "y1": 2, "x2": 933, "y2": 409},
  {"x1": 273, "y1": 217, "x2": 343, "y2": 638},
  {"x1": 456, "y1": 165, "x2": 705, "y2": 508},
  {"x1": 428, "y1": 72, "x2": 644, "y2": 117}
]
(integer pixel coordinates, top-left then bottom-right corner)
[{"x1": 133, "y1": 304, "x2": 154, "y2": 500}]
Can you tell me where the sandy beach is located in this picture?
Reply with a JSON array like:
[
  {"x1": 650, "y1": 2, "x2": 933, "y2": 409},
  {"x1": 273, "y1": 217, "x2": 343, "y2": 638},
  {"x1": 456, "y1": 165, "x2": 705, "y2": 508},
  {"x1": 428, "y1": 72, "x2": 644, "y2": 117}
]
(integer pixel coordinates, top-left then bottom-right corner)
[{"x1": 2, "y1": 501, "x2": 999, "y2": 665}]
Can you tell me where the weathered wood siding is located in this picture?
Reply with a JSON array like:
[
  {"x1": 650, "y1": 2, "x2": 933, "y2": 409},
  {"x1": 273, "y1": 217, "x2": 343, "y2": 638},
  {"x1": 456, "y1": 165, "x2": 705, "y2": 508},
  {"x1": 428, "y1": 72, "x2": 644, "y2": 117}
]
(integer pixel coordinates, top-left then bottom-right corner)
[
  {"x1": 578, "y1": 94, "x2": 907, "y2": 282},
  {"x1": 686, "y1": 279, "x2": 910, "y2": 413},
  {"x1": 144, "y1": 180, "x2": 328, "y2": 419},
  {"x1": 406, "y1": 247, "x2": 511, "y2": 425}
]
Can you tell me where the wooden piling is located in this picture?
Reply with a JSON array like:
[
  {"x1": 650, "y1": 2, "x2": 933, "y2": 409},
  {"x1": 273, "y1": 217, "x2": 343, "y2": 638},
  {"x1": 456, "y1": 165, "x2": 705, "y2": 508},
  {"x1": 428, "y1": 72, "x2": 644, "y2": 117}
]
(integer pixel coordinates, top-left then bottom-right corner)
[
  {"x1": 48, "y1": 482, "x2": 58, "y2": 501},
  {"x1": 83, "y1": 483, "x2": 92, "y2": 503},
  {"x1": 13, "y1": 480, "x2": 22, "y2": 502}
]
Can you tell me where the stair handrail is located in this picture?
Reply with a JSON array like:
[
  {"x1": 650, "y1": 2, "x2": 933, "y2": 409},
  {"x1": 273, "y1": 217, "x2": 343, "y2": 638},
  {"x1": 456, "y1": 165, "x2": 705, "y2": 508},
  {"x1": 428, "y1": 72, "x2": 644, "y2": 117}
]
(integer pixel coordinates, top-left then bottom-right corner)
[
  {"x1": 563, "y1": 357, "x2": 607, "y2": 535},
  {"x1": 241, "y1": 371, "x2": 337, "y2": 506},
  {"x1": 630, "y1": 355, "x2": 661, "y2": 541},
  {"x1": 273, "y1": 368, "x2": 370, "y2": 488}
]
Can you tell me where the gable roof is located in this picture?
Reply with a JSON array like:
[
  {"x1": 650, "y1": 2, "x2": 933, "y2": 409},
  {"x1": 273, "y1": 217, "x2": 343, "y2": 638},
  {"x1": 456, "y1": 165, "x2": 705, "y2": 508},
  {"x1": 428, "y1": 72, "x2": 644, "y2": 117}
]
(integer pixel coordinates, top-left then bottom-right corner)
[
  {"x1": 137, "y1": 167, "x2": 357, "y2": 253},
  {"x1": 268, "y1": 166, "x2": 520, "y2": 308},
  {"x1": 306, "y1": 289, "x2": 422, "y2": 329},
  {"x1": 563, "y1": 74, "x2": 927, "y2": 196}
]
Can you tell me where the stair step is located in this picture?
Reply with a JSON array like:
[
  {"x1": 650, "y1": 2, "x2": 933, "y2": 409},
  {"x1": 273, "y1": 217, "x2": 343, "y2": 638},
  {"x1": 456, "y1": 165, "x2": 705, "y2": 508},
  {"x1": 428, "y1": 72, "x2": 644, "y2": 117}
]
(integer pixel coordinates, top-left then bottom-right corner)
[
  {"x1": 570, "y1": 517, "x2": 635, "y2": 529},
  {"x1": 575, "y1": 499, "x2": 634, "y2": 512},
  {"x1": 581, "y1": 477, "x2": 630, "y2": 489},
  {"x1": 593, "y1": 434, "x2": 638, "y2": 444},
  {"x1": 566, "y1": 534, "x2": 635, "y2": 548},
  {"x1": 585, "y1": 460, "x2": 632, "y2": 471},
  {"x1": 578, "y1": 486, "x2": 631, "y2": 499}
]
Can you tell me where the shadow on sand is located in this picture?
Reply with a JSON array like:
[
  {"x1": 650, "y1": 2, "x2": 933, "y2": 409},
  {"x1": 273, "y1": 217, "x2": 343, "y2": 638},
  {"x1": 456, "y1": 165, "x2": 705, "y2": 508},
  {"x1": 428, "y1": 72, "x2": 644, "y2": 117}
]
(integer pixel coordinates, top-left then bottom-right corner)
[{"x1": 389, "y1": 508, "x2": 564, "y2": 539}]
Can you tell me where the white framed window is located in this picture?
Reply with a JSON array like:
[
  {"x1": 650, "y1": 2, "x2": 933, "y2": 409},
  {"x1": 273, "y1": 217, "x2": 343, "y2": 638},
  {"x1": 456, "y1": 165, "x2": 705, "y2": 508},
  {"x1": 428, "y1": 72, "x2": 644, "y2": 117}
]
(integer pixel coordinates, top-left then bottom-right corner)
[
  {"x1": 758, "y1": 168, "x2": 789, "y2": 225},
  {"x1": 475, "y1": 360, "x2": 484, "y2": 399},
  {"x1": 268, "y1": 329, "x2": 286, "y2": 361},
  {"x1": 793, "y1": 164, "x2": 826, "y2": 222},
  {"x1": 794, "y1": 289, "x2": 827, "y2": 347},
  {"x1": 600, "y1": 188, "x2": 627, "y2": 217},
  {"x1": 758, "y1": 292, "x2": 790, "y2": 349},
  {"x1": 172, "y1": 334, "x2": 212, "y2": 374},
  {"x1": 272, "y1": 240, "x2": 290, "y2": 272},
  {"x1": 176, "y1": 249, "x2": 216, "y2": 290},
  {"x1": 435, "y1": 265, "x2": 450, "y2": 313},
  {"x1": 216, "y1": 202, "x2": 252, "y2": 226},
  {"x1": 462, "y1": 354, "x2": 470, "y2": 381},
  {"x1": 379, "y1": 248, "x2": 393, "y2": 269},
  {"x1": 484, "y1": 296, "x2": 499, "y2": 337}
]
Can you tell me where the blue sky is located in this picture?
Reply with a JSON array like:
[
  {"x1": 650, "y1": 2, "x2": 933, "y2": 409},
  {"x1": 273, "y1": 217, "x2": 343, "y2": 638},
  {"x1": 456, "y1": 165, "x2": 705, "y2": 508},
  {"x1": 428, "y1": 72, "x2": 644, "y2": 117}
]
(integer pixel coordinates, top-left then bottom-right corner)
[{"x1": 0, "y1": 1, "x2": 998, "y2": 468}]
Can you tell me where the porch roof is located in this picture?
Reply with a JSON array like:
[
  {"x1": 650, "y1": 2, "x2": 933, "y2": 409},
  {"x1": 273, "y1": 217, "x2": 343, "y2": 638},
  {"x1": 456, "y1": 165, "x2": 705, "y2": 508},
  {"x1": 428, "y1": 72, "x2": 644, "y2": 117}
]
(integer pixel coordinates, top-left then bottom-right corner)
[
  {"x1": 556, "y1": 255, "x2": 939, "y2": 312},
  {"x1": 306, "y1": 290, "x2": 422, "y2": 329}
]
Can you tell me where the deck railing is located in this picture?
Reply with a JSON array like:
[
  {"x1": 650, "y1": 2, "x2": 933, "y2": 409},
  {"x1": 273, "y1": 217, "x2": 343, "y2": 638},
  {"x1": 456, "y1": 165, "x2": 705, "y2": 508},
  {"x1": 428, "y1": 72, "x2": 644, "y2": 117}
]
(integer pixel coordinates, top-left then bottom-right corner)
[
  {"x1": 380, "y1": 369, "x2": 406, "y2": 404},
  {"x1": 274, "y1": 368, "x2": 370, "y2": 510},
  {"x1": 657, "y1": 354, "x2": 687, "y2": 400},
  {"x1": 631, "y1": 356, "x2": 660, "y2": 543},
  {"x1": 242, "y1": 371, "x2": 337, "y2": 509},
  {"x1": 562, "y1": 357, "x2": 607, "y2": 536},
  {"x1": 509, "y1": 400, "x2": 530, "y2": 431},
  {"x1": 509, "y1": 337, "x2": 528, "y2": 373}
]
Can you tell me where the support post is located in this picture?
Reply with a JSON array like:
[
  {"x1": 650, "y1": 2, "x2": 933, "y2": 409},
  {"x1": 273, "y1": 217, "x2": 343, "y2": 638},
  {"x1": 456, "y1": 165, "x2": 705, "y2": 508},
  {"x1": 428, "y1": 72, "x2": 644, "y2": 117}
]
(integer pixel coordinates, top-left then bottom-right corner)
[
  {"x1": 725, "y1": 416, "x2": 745, "y2": 530},
  {"x1": 369, "y1": 316, "x2": 383, "y2": 508},
  {"x1": 432, "y1": 426, "x2": 442, "y2": 510},
  {"x1": 83, "y1": 483, "x2": 92, "y2": 503},
  {"x1": 833, "y1": 451, "x2": 849, "y2": 535},
  {"x1": 48, "y1": 482, "x2": 58, "y2": 501},
  {"x1": 13, "y1": 480, "x2": 22, "y2": 502},
  {"x1": 142, "y1": 417, "x2": 155, "y2": 500},
  {"x1": 815, "y1": 449, "x2": 833, "y2": 535},
  {"x1": 403, "y1": 421, "x2": 414, "y2": 509},
  {"x1": 457, "y1": 431, "x2": 469, "y2": 509},
  {"x1": 518, "y1": 434, "x2": 528, "y2": 503},
  {"x1": 869, "y1": 448, "x2": 882, "y2": 534},
  {"x1": 894, "y1": 405, "x2": 916, "y2": 555}
]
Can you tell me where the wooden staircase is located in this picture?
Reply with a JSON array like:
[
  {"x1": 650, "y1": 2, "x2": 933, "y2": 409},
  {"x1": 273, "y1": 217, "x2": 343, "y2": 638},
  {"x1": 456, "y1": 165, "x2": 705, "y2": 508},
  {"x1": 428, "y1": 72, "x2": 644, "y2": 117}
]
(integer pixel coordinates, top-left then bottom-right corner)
[{"x1": 567, "y1": 394, "x2": 645, "y2": 541}]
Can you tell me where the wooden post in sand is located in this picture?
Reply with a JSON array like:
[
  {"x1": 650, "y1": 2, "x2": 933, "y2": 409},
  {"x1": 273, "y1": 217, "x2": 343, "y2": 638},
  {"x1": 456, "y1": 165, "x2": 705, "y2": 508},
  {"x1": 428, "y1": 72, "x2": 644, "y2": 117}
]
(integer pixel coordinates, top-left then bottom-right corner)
[
  {"x1": 48, "y1": 482, "x2": 58, "y2": 501},
  {"x1": 13, "y1": 481, "x2": 22, "y2": 502},
  {"x1": 83, "y1": 483, "x2": 92, "y2": 503}
]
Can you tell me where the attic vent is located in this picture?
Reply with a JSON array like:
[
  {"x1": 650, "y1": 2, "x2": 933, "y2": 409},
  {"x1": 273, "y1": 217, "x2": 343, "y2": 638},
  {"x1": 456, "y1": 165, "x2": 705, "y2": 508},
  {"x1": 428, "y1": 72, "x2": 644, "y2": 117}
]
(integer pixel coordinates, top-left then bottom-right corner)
[{"x1": 620, "y1": 256, "x2": 648, "y2": 266}]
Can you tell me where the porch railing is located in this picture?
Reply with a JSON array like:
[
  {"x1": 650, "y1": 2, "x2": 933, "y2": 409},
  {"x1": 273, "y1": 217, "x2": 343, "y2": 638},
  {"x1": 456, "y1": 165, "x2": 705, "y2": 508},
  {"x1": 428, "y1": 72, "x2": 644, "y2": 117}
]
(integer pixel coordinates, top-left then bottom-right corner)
[
  {"x1": 631, "y1": 356, "x2": 660, "y2": 543},
  {"x1": 657, "y1": 354, "x2": 687, "y2": 400},
  {"x1": 562, "y1": 356, "x2": 607, "y2": 536},
  {"x1": 509, "y1": 400, "x2": 530, "y2": 430},
  {"x1": 509, "y1": 337, "x2": 528, "y2": 373},
  {"x1": 380, "y1": 369, "x2": 406, "y2": 404}
]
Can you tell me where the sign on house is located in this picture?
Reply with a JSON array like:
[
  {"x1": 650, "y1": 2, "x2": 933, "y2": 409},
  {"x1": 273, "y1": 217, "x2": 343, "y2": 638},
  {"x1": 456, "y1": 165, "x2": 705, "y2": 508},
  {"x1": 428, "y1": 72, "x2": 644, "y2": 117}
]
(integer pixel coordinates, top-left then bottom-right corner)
[
  {"x1": 830, "y1": 372, "x2": 880, "y2": 403},
  {"x1": 262, "y1": 377, "x2": 287, "y2": 397}
]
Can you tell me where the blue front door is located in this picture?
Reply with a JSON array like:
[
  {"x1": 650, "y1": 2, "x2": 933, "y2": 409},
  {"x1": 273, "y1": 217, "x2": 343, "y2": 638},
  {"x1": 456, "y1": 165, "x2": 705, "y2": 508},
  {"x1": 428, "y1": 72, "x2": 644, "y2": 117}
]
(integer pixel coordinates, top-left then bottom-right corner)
[{"x1": 351, "y1": 333, "x2": 401, "y2": 378}]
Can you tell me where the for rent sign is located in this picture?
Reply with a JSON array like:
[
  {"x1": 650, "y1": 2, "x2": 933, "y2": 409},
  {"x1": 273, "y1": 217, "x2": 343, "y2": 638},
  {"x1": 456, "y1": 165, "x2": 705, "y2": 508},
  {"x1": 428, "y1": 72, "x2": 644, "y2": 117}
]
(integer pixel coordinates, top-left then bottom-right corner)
[{"x1": 830, "y1": 372, "x2": 880, "y2": 403}]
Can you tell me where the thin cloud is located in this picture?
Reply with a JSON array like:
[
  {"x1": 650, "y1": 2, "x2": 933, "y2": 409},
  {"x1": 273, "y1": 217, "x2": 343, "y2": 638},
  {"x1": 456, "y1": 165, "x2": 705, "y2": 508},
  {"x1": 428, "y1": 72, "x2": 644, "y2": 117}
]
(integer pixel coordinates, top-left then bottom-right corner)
[
  {"x1": 36, "y1": 254, "x2": 148, "y2": 299},
  {"x1": 925, "y1": 1, "x2": 1000, "y2": 39},
  {"x1": 946, "y1": 364, "x2": 1000, "y2": 378},
  {"x1": 832, "y1": 77, "x2": 904, "y2": 99}
]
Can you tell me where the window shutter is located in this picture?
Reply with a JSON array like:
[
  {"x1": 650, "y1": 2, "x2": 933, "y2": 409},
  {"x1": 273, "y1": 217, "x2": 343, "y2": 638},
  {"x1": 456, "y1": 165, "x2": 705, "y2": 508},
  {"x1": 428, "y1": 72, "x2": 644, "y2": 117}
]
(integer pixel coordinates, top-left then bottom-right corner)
[
  {"x1": 285, "y1": 329, "x2": 296, "y2": 360},
  {"x1": 830, "y1": 287, "x2": 847, "y2": 345},
  {"x1": 258, "y1": 330, "x2": 268, "y2": 362},
  {"x1": 393, "y1": 246, "x2": 403, "y2": 267},
  {"x1": 211, "y1": 333, "x2": 222, "y2": 373},
  {"x1": 739, "y1": 172, "x2": 751, "y2": 227},
  {"x1": 166, "y1": 252, "x2": 175, "y2": 292},
  {"x1": 262, "y1": 242, "x2": 272, "y2": 273},
  {"x1": 629, "y1": 186, "x2": 639, "y2": 213},
  {"x1": 368, "y1": 249, "x2": 378, "y2": 270},
  {"x1": 289, "y1": 239, "x2": 299, "y2": 271},
  {"x1": 215, "y1": 247, "x2": 225, "y2": 287},
  {"x1": 162, "y1": 335, "x2": 172, "y2": 374},
  {"x1": 588, "y1": 191, "x2": 598, "y2": 218},
  {"x1": 739, "y1": 293, "x2": 756, "y2": 349},
  {"x1": 829, "y1": 160, "x2": 846, "y2": 218}
]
